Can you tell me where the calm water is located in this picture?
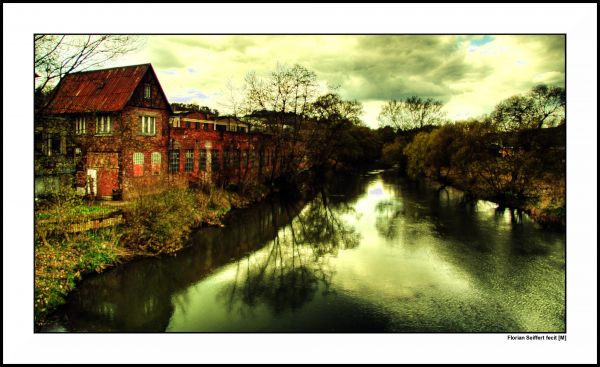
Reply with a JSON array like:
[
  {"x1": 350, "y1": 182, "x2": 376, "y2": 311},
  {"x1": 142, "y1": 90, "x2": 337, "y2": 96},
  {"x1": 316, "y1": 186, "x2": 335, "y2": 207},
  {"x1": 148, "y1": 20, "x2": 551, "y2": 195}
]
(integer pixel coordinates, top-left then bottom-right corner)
[{"x1": 50, "y1": 171, "x2": 565, "y2": 332}]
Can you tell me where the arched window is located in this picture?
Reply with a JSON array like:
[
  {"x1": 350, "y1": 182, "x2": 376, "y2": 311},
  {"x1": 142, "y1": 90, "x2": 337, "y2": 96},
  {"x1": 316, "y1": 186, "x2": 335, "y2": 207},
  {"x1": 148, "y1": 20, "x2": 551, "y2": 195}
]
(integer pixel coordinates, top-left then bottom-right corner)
[{"x1": 133, "y1": 152, "x2": 144, "y2": 176}]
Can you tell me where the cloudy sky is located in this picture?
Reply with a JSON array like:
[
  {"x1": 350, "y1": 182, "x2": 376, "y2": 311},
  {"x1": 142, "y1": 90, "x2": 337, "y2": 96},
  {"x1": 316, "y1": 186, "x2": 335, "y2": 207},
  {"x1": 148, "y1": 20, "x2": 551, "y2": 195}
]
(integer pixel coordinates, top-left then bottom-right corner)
[{"x1": 93, "y1": 35, "x2": 564, "y2": 128}]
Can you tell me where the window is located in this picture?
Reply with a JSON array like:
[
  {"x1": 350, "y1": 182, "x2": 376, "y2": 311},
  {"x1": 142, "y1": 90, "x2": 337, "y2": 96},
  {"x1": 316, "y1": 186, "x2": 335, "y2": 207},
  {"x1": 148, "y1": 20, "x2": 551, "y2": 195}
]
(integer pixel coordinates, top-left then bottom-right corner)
[
  {"x1": 195, "y1": 122, "x2": 200, "y2": 130},
  {"x1": 199, "y1": 150, "x2": 207, "y2": 171},
  {"x1": 169, "y1": 150, "x2": 180, "y2": 173},
  {"x1": 133, "y1": 152, "x2": 144, "y2": 177},
  {"x1": 144, "y1": 84, "x2": 151, "y2": 99},
  {"x1": 96, "y1": 115, "x2": 112, "y2": 134},
  {"x1": 223, "y1": 150, "x2": 230, "y2": 169},
  {"x1": 185, "y1": 150, "x2": 194, "y2": 172},
  {"x1": 211, "y1": 150, "x2": 220, "y2": 171},
  {"x1": 233, "y1": 150, "x2": 241, "y2": 168},
  {"x1": 151, "y1": 152, "x2": 161, "y2": 175},
  {"x1": 44, "y1": 137, "x2": 52, "y2": 156},
  {"x1": 243, "y1": 150, "x2": 249, "y2": 168},
  {"x1": 75, "y1": 116, "x2": 86, "y2": 135},
  {"x1": 170, "y1": 117, "x2": 181, "y2": 128},
  {"x1": 204, "y1": 123, "x2": 210, "y2": 131},
  {"x1": 140, "y1": 116, "x2": 156, "y2": 135}
]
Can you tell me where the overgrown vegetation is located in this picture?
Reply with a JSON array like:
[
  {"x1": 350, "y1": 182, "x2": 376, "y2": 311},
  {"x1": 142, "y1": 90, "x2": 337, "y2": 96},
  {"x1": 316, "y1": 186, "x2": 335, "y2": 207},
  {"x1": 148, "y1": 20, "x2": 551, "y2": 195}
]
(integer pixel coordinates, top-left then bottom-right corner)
[
  {"x1": 121, "y1": 185, "x2": 266, "y2": 254},
  {"x1": 34, "y1": 184, "x2": 268, "y2": 328},
  {"x1": 35, "y1": 227, "x2": 126, "y2": 328}
]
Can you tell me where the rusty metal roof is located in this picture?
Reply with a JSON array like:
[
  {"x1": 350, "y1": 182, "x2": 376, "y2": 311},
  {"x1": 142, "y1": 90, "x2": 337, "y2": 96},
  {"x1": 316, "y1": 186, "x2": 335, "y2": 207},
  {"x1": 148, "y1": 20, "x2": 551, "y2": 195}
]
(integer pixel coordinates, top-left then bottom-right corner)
[{"x1": 45, "y1": 64, "x2": 151, "y2": 114}]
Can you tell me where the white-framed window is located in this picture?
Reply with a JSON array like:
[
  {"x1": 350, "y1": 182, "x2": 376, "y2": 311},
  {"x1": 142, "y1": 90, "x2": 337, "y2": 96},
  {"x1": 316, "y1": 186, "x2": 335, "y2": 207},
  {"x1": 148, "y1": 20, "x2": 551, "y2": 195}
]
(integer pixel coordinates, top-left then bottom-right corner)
[
  {"x1": 140, "y1": 116, "x2": 156, "y2": 135},
  {"x1": 170, "y1": 117, "x2": 181, "y2": 128},
  {"x1": 75, "y1": 116, "x2": 86, "y2": 135},
  {"x1": 144, "y1": 84, "x2": 151, "y2": 99},
  {"x1": 133, "y1": 152, "x2": 144, "y2": 165},
  {"x1": 133, "y1": 152, "x2": 144, "y2": 177},
  {"x1": 96, "y1": 115, "x2": 112, "y2": 134}
]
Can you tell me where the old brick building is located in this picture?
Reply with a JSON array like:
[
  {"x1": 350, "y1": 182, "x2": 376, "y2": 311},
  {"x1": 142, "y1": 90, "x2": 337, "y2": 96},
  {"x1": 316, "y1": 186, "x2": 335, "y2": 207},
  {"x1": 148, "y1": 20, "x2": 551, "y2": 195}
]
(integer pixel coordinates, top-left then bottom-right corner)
[
  {"x1": 43, "y1": 63, "x2": 273, "y2": 200},
  {"x1": 167, "y1": 112, "x2": 275, "y2": 188},
  {"x1": 45, "y1": 63, "x2": 173, "y2": 199}
]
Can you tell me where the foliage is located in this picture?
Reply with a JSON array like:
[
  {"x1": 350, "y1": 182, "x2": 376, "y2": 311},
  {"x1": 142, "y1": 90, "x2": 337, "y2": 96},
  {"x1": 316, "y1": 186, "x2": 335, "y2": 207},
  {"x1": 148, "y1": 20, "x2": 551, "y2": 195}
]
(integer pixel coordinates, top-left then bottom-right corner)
[
  {"x1": 34, "y1": 228, "x2": 124, "y2": 327},
  {"x1": 171, "y1": 102, "x2": 219, "y2": 116},
  {"x1": 34, "y1": 183, "x2": 266, "y2": 327},
  {"x1": 379, "y1": 84, "x2": 565, "y2": 226},
  {"x1": 120, "y1": 186, "x2": 266, "y2": 254},
  {"x1": 121, "y1": 189, "x2": 207, "y2": 254},
  {"x1": 400, "y1": 120, "x2": 565, "y2": 225},
  {"x1": 240, "y1": 64, "x2": 385, "y2": 181}
]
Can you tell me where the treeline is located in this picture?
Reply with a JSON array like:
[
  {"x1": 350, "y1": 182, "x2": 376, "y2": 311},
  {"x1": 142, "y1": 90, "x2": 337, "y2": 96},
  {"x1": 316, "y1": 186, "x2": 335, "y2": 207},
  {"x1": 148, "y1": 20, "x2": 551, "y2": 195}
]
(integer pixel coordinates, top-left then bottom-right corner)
[
  {"x1": 379, "y1": 85, "x2": 566, "y2": 227},
  {"x1": 225, "y1": 64, "x2": 390, "y2": 184}
]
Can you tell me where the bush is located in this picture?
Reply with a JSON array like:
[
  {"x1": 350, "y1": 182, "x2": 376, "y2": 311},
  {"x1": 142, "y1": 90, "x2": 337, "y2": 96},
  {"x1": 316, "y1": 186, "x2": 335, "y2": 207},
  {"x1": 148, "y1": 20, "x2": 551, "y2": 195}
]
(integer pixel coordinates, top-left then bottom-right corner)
[
  {"x1": 120, "y1": 187, "x2": 240, "y2": 254},
  {"x1": 121, "y1": 189, "x2": 199, "y2": 254}
]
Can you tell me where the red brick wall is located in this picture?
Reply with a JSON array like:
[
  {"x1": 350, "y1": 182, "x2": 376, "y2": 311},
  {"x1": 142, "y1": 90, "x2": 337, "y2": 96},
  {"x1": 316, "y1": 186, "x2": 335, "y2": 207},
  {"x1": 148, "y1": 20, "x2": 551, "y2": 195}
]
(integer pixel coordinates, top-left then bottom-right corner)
[{"x1": 120, "y1": 106, "x2": 170, "y2": 199}]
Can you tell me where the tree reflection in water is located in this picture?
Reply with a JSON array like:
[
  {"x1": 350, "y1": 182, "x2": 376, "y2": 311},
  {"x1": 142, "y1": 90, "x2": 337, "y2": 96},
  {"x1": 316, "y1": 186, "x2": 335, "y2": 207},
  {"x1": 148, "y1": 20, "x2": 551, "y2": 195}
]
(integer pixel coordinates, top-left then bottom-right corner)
[{"x1": 219, "y1": 189, "x2": 361, "y2": 316}]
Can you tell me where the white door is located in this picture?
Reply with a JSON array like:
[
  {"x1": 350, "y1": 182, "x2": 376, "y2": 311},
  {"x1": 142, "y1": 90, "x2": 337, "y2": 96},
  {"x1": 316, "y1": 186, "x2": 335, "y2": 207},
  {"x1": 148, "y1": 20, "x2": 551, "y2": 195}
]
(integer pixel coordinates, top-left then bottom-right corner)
[{"x1": 86, "y1": 169, "x2": 97, "y2": 196}]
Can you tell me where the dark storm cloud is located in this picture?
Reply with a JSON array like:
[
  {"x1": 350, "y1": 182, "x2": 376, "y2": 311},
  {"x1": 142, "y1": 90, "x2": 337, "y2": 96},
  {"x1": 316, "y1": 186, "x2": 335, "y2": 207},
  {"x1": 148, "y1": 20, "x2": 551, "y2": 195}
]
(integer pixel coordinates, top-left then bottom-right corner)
[
  {"x1": 515, "y1": 35, "x2": 565, "y2": 87},
  {"x1": 306, "y1": 35, "x2": 487, "y2": 102},
  {"x1": 127, "y1": 35, "x2": 566, "y2": 126}
]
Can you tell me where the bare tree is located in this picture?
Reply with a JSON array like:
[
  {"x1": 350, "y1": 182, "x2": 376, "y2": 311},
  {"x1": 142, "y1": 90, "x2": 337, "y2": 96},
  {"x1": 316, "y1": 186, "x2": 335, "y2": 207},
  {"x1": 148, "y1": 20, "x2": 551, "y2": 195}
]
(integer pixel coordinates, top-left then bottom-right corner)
[
  {"x1": 35, "y1": 35, "x2": 143, "y2": 93},
  {"x1": 243, "y1": 63, "x2": 319, "y2": 182},
  {"x1": 378, "y1": 96, "x2": 446, "y2": 130},
  {"x1": 529, "y1": 84, "x2": 565, "y2": 129},
  {"x1": 491, "y1": 84, "x2": 565, "y2": 131},
  {"x1": 214, "y1": 78, "x2": 246, "y2": 119}
]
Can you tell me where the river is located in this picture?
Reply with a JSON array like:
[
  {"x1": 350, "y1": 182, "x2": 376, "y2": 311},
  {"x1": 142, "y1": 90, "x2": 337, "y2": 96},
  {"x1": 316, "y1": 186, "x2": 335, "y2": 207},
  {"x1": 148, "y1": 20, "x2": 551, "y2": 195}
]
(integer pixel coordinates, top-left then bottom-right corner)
[{"x1": 47, "y1": 170, "x2": 565, "y2": 332}]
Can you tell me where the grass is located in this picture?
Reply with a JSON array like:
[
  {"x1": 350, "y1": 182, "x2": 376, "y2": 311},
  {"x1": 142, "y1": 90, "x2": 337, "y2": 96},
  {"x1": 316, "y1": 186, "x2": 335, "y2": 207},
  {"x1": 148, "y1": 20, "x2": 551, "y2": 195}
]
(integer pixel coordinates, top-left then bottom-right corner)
[
  {"x1": 34, "y1": 228, "x2": 128, "y2": 327},
  {"x1": 35, "y1": 204, "x2": 119, "y2": 221}
]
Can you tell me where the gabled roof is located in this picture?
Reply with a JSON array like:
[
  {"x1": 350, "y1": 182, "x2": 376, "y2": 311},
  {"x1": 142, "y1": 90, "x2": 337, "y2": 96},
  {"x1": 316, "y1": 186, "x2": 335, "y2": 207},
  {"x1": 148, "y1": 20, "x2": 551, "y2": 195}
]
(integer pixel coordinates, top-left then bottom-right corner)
[{"x1": 45, "y1": 63, "x2": 157, "y2": 114}]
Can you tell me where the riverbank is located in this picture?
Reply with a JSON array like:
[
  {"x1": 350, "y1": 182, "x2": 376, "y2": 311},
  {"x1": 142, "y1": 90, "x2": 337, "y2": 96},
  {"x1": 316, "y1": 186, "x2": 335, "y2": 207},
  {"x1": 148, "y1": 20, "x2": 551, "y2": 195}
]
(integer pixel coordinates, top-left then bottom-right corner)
[
  {"x1": 34, "y1": 184, "x2": 269, "y2": 329},
  {"x1": 392, "y1": 171, "x2": 565, "y2": 230},
  {"x1": 383, "y1": 124, "x2": 566, "y2": 229},
  {"x1": 42, "y1": 170, "x2": 566, "y2": 333}
]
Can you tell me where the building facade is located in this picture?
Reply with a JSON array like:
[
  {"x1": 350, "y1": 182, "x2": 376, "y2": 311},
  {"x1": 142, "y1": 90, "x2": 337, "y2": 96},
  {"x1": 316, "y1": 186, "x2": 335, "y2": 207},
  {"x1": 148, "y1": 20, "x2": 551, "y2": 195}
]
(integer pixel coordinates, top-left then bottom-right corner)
[{"x1": 43, "y1": 63, "x2": 272, "y2": 200}]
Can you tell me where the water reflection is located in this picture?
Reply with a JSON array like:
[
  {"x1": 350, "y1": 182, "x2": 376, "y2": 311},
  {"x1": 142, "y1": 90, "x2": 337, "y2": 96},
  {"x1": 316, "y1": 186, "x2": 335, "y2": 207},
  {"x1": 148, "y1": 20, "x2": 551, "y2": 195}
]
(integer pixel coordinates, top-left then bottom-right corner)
[
  {"x1": 59, "y1": 197, "x2": 307, "y2": 332},
  {"x1": 52, "y1": 171, "x2": 565, "y2": 332},
  {"x1": 217, "y1": 190, "x2": 361, "y2": 317}
]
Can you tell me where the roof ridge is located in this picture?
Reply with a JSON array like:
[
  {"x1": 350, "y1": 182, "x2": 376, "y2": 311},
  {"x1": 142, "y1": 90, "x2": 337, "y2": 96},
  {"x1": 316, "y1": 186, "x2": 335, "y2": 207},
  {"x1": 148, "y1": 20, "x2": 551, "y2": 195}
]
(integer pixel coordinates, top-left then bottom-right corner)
[{"x1": 69, "y1": 63, "x2": 152, "y2": 75}]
